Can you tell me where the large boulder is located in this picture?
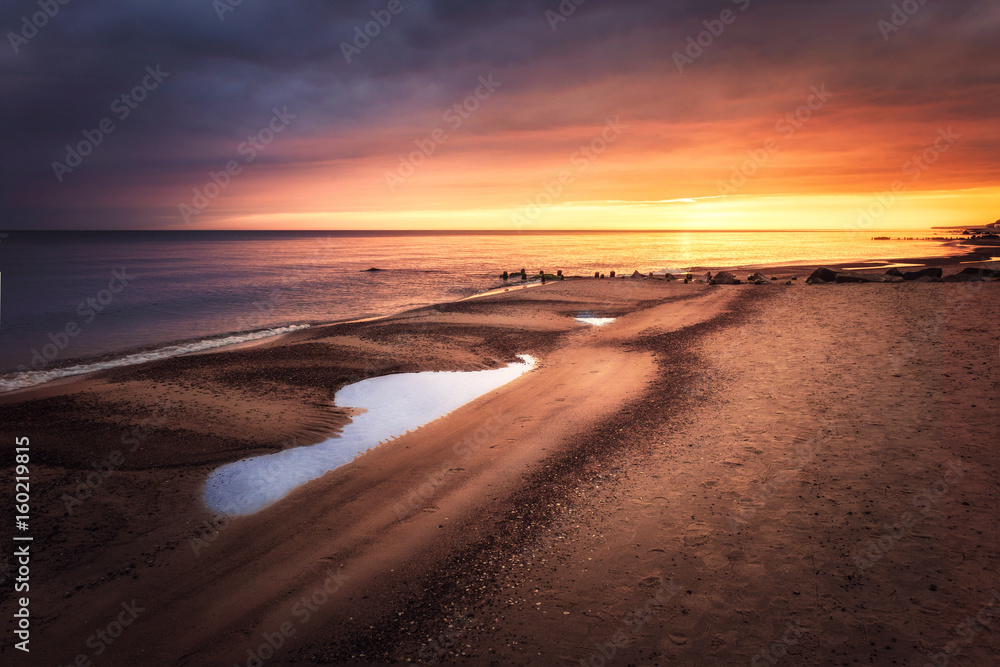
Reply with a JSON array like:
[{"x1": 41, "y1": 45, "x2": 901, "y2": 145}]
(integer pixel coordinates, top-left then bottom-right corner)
[
  {"x1": 902, "y1": 267, "x2": 943, "y2": 280},
  {"x1": 748, "y1": 272, "x2": 769, "y2": 282},
  {"x1": 944, "y1": 273, "x2": 985, "y2": 282},
  {"x1": 806, "y1": 267, "x2": 838, "y2": 284},
  {"x1": 834, "y1": 271, "x2": 884, "y2": 283},
  {"x1": 885, "y1": 268, "x2": 904, "y2": 277},
  {"x1": 711, "y1": 271, "x2": 740, "y2": 285},
  {"x1": 915, "y1": 275, "x2": 944, "y2": 282}
]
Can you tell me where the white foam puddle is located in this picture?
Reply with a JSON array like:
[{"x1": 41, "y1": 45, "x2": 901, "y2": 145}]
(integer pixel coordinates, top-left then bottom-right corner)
[
  {"x1": 575, "y1": 312, "x2": 617, "y2": 326},
  {"x1": 204, "y1": 354, "x2": 536, "y2": 515}
]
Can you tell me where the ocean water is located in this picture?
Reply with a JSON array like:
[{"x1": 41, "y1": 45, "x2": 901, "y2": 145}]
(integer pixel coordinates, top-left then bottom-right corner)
[{"x1": 0, "y1": 230, "x2": 955, "y2": 387}]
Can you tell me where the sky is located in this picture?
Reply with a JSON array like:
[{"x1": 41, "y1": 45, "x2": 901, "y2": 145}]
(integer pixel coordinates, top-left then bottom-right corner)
[{"x1": 2, "y1": 0, "x2": 999, "y2": 231}]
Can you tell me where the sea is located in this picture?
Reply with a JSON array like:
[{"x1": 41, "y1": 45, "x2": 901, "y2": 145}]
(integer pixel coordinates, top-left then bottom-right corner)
[{"x1": 0, "y1": 230, "x2": 958, "y2": 391}]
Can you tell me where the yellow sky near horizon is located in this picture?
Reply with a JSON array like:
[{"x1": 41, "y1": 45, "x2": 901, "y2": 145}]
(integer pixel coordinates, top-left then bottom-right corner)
[
  {"x1": 155, "y1": 108, "x2": 997, "y2": 232},
  {"x1": 198, "y1": 187, "x2": 1000, "y2": 232}
]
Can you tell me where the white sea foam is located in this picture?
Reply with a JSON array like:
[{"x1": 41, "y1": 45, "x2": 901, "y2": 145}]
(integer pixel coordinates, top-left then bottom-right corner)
[
  {"x1": 203, "y1": 354, "x2": 536, "y2": 515},
  {"x1": 0, "y1": 325, "x2": 310, "y2": 393}
]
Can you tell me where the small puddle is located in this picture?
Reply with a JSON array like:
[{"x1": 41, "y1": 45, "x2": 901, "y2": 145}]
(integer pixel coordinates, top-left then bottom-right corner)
[
  {"x1": 842, "y1": 263, "x2": 924, "y2": 271},
  {"x1": 204, "y1": 354, "x2": 536, "y2": 515},
  {"x1": 575, "y1": 312, "x2": 617, "y2": 326}
]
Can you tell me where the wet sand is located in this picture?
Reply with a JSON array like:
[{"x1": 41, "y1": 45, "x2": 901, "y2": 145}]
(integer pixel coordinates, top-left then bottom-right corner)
[{"x1": 1, "y1": 258, "x2": 998, "y2": 666}]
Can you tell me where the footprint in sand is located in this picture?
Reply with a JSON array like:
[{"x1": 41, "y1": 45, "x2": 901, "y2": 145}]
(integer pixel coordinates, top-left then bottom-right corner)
[
  {"x1": 684, "y1": 522, "x2": 712, "y2": 547},
  {"x1": 913, "y1": 598, "x2": 944, "y2": 616}
]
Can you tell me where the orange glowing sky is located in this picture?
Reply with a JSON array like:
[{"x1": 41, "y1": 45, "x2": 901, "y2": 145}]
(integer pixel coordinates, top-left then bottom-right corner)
[{"x1": 4, "y1": 1, "x2": 999, "y2": 230}]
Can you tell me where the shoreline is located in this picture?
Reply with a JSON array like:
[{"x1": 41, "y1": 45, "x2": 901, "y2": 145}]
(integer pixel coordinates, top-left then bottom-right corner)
[{"x1": 2, "y1": 243, "x2": 991, "y2": 397}]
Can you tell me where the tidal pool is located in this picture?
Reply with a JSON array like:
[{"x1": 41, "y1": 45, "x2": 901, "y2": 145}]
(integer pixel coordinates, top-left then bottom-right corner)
[
  {"x1": 575, "y1": 312, "x2": 617, "y2": 326},
  {"x1": 204, "y1": 355, "x2": 536, "y2": 515}
]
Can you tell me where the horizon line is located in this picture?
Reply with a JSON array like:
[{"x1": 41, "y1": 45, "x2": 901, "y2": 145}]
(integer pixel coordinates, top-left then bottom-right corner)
[{"x1": 1, "y1": 228, "x2": 957, "y2": 234}]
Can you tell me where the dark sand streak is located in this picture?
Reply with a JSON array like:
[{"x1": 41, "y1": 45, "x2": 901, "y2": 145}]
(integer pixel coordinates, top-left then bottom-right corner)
[{"x1": 300, "y1": 288, "x2": 772, "y2": 663}]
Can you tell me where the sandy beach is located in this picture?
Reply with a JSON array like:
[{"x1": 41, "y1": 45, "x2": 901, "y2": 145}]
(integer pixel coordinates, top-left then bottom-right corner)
[{"x1": 2, "y1": 257, "x2": 998, "y2": 666}]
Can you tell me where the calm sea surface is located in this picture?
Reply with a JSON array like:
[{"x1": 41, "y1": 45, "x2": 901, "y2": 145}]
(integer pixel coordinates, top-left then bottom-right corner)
[{"x1": 0, "y1": 230, "x2": 957, "y2": 385}]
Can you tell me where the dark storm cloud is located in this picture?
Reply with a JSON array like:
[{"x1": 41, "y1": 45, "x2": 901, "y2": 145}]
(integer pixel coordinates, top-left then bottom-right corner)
[{"x1": 1, "y1": 0, "x2": 997, "y2": 228}]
